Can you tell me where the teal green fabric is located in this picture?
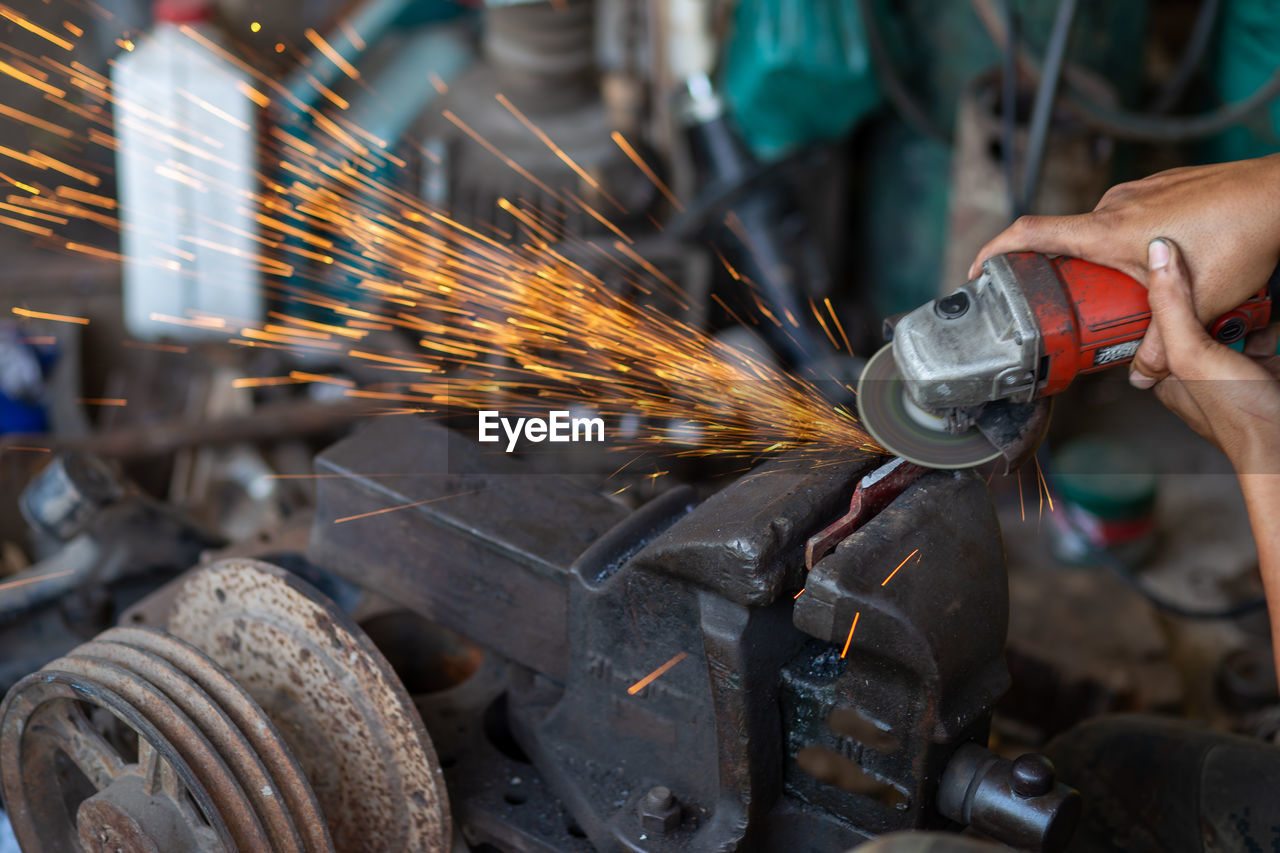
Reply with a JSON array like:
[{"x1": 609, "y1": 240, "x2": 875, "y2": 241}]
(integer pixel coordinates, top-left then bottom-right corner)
[
  {"x1": 720, "y1": 0, "x2": 881, "y2": 159},
  {"x1": 1209, "y1": 0, "x2": 1280, "y2": 160}
]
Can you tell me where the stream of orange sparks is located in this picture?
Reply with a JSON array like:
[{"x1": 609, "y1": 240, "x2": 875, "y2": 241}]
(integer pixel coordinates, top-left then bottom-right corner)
[{"x1": 0, "y1": 8, "x2": 882, "y2": 466}]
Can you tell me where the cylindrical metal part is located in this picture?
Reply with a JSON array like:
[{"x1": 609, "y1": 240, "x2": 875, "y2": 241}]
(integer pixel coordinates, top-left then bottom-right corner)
[
  {"x1": 937, "y1": 743, "x2": 1081, "y2": 853},
  {"x1": 19, "y1": 452, "x2": 122, "y2": 541}
]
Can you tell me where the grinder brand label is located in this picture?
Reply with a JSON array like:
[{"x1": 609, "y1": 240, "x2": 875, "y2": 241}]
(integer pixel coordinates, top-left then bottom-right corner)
[{"x1": 1092, "y1": 340, "x2": 1141, "y2": 366}]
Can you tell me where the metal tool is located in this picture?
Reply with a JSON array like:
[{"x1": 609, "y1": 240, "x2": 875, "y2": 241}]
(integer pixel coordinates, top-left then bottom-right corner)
[
  {"x1": 857, "y1": 252, "x2": 1277, "y2": 469},
  {"x1": 303, "y1": 416, "x2": 1068, "y2": 850}
]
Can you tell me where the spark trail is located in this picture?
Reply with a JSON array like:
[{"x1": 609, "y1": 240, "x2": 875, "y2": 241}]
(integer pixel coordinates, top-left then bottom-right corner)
[{"x1": 0, "y1": 10, "x2": 881, "y2": 463}]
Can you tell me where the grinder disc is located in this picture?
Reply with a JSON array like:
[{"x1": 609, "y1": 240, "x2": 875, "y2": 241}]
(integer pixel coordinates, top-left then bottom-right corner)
[{"x1": 856, "y1": 346, "x2": 1002, "y2": 469}]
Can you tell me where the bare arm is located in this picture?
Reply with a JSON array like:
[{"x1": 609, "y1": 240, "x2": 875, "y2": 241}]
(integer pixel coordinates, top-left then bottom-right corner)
[
  {"x1": 1241, "y1": 474, "x2": 1280, "y2": 670},
  {"x1": 1146, "y1": 237, "x2": 1280, "y2": 677}
]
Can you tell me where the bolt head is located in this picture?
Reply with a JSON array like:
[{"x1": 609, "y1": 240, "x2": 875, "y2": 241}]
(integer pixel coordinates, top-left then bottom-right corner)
[
  {"x1": 638, "y1": 786, "x2": 680, "y2": 833},
  {"x1": 1011, "y1": 754, "x2": 1055, "y2": 798}
]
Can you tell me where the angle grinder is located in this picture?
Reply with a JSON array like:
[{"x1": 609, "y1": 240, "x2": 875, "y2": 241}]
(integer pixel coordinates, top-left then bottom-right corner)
[{"x1": 856, "y1": 252, "x2": 1277, "y2": 469}]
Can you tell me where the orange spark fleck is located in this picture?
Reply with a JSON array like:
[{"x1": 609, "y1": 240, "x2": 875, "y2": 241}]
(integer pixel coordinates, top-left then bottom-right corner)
[
  {"x1": 338, "y1": 21, "x2": 366, "y2": 51},
  {"x1": 0, "y1": 569, "x2": 76, "y2": 592},
  {"x1": 825, "y1": 298, "x2": 853, "y2": 353},
  {"x1": 839, "y1": 611, "x2": 860, "y2": 659},
  {"x1": 288, "y1": 370, "x2": 355, "y2": 387},
  {"x1": 794, "y1": 588, "x2": 805, "y2": 599},
  {"x1": 12, "y1": 307, "x2": 89, "y2": 325},
  {"x1": 611, "y1": 131, "x2": 682, "y2": 211},
  {"x1": 1034, "y1": 455, "x2": 1054, "y2": 512},
  {"x1": 881, "y1": 548, "x2": 920, "y2": 587},
  {"x1": 333, "y1": 489, "x2": 486, "y2": 524},
  {"x1": 0, "y1": 6, "x2": 75, "y2": 50},
  {"x1": 3, "y1": 446, "x2": 51, "y2": 453},
  {"x1": 77, "y1": 398, "x2": 127, "y2": 406},
  {"x1": 232, "y1": 376, "x2": 302, "y2": 389},
  {"x1": 1017, "y1": 468, "x2": 1025, "y2": 523},
  {"x1": 0, "y1": 59, "x2": 65, "y2": 98},
  {"x1": 626, "y1": 651, "x2": 689, "y2": 695},
  {"x1": 305, "y1": 28, "x2": 360, "y2": 79}
]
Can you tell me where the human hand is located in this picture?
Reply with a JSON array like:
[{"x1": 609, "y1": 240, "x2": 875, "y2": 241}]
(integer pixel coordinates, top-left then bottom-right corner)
[
  {"x1": 968, "y1": 155, "x2": 1280, "y2": 385},
  {"x1": 1144, "y1": 237, "x2": 1280, "y2": 475}
]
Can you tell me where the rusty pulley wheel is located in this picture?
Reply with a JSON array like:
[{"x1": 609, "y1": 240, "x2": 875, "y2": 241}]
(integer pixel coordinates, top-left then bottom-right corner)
[
  {"x1": 166, "y1": 558, "x2": 452, "y2": 853},
  {"x1": 2, "y1": 627, "x2": 317, "y2": 845},
  {"x1": 0, "y1": 625, "x2": 333, "y2": 852}
]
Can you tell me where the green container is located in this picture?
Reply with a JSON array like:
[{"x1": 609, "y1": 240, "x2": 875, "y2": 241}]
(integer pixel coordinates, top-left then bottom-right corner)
[{"x1": 1051, "y1": 437, "x2": 1158, "y2": 567}]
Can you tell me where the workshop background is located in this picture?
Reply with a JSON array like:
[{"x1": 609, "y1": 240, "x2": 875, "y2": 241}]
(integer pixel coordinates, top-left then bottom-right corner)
[{"x1": 0, "y1": 0, "x2": 1278, "y2": 851}]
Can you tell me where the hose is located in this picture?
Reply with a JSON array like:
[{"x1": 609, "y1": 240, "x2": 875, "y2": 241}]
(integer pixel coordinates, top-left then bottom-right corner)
[
  {"x1": 1002, "y1": 0, "x2": 1020, "y2": 217},
  {"x1": 1019, "y1": 0, "x2": 1079, "y2": 214},
  {"x1": 971, "y1": 0, "x2": 1280, "y2": 143},
  {"x1": 1148, "y1": 0, "x2": 1220, "y2": 114}
]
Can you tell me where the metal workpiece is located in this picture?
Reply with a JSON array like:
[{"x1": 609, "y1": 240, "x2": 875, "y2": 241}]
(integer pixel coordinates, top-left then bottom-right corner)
[
  {"x1": 792, "y1": 469, "x2": 1009, "y2": 700},
  {"x1": 788, "y1": 469, "x2": 1010, "y2": 836},
  {"x1": 936, "y1": 745, "x2": 1080, "y2": 853},
  {"x1": 889, "y1": 256, "x2": 1043, "y2": 412}
]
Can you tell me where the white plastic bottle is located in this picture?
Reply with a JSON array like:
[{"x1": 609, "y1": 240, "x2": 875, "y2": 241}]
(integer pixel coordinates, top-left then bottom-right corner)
[{"x1": 113, "y1": 0, "x2": 262, "y2": 340}]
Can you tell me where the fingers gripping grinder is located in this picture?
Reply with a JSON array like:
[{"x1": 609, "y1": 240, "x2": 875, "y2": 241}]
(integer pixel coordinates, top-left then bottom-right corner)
[{"x1": 856, "y1": 252, "x2": 1276, "y2": 469}]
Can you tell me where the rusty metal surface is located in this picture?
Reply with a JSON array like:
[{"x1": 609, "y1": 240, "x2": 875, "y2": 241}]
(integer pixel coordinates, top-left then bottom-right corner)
[
  {"x1": 99, "y1": 626, "x2": 333, "y2": 852},
  {"x1": 69, "y1": 639, "x2": 304, "y2": 851},
  {"x1": 1, "y1": 660, "x2": 239, "y2": 852},
  {"x1": 167, "y1": 558, "x2": 451, "y2": 853},
  {"x1": 1, "y1": 621, "x2": 338, "y2": 852}
]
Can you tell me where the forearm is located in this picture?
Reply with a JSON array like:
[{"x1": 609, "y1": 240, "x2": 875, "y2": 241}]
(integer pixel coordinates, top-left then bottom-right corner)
[{"x1": 1239, "y1": 473, "x2": 1280, "y2": 677}]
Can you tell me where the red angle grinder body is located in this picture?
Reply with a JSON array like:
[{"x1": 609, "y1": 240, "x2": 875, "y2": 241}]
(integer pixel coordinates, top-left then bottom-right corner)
[
  {"x1": 1022, "y1": 253, "x2": 1272, "y2": 395},
  {"x1": 856, "y1": 252, "x2": 1276, "y2": 470}
]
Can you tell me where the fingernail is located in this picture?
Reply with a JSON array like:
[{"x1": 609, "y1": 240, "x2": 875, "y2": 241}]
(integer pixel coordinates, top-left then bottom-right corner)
[
  {"x1": 1129, "y1": 369, "x2": 1157, "y2": 390},
  {"x1": 1148, "y1": 238, "x2": 1170, "y2": 270}
]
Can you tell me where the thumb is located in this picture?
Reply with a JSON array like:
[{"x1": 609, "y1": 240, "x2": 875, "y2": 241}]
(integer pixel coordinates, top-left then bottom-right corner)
[
  {"x1": 1131, "y1": 324, "x2": 1168, "y2": 388},
  {"x1": 1145, "y1": 237, "x2": 1216, "y2": 380}
]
